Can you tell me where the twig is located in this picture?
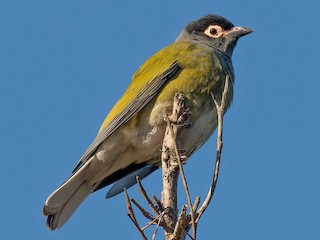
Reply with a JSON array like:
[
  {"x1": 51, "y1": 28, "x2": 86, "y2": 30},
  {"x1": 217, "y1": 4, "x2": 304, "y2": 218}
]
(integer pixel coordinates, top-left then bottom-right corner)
[
  {"x1": 131, "y1": 198, "x2": 154, "y2": 221},
  {"x1": 124, "y1": 188, "x2": 148, "y2": 240},
  {"x1": 192, "y1": 197, "x2": 201, "y2": 212},
  {"x1": 152, "y1": 212, "x2": 165, "y2": 240},
  {"x1": 171, "y1": 205, "x2": 188, "y2": 239},
  {"x1": 152, "y1": 195, "x2": 164, "y2": 212},
  {"x1": 141, "y1": 211, "x2": 166, "y2": 231},
  {"x1": 136, "y1": 176, "x2": 160, "y2": 216},
  {"x1": 196, "y1": 75, "x2": 230, "y2": 223}
]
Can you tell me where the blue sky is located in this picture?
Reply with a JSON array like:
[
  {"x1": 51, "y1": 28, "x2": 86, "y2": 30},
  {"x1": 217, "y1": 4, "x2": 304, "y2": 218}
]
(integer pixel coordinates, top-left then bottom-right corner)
[{"x1": 1, "y1": 0, "x2": 319, "y2": 239}]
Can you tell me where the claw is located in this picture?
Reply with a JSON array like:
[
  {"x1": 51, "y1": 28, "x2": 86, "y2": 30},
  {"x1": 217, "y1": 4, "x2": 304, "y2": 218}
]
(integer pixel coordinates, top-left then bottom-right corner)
[
  {"x1": 178, "y1": 149, "x2": 188, "y2": 164},
  {"x1": 182, "y1": 120, "x2": 192, "y2": 128},
  {"x1": 180, "y1": 155, "x2": 187, "y2": 164}
]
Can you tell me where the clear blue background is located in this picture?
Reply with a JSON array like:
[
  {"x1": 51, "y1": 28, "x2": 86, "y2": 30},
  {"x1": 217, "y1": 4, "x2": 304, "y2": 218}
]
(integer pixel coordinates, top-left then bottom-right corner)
[{"x1": 1, "y1": 1, "x2": 319, "y2": 239}]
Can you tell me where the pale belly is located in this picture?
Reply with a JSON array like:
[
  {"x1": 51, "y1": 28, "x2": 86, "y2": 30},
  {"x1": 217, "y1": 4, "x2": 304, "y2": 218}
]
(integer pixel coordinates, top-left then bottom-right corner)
[{"x1": 125, "y1": 102, "x2": 218, "y2": 165}]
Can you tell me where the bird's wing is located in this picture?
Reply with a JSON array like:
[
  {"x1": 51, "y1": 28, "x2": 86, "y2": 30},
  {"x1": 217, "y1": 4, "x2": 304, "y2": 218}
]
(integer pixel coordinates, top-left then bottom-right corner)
[{"x1": 72, "y1": 61, "x2": 181, "y2": 173}]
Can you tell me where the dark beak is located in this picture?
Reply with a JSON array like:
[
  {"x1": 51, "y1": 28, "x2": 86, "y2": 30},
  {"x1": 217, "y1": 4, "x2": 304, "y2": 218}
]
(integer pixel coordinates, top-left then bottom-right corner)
[{"x1": 226, "y1": 27, "x2": 253, "y2": 38}]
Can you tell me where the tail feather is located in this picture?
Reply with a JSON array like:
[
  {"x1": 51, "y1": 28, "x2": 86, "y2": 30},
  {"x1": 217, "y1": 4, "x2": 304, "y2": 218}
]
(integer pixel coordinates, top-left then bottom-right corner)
[
  {"x1": 44, "y1": 183, "x2": 93, "y2": 230},
  {"x1": 43, "y1": 161, "x2": 94, "y2": 230},
  {"x1": 57, "y1": 183, "x2": 92, "y2": 228}
]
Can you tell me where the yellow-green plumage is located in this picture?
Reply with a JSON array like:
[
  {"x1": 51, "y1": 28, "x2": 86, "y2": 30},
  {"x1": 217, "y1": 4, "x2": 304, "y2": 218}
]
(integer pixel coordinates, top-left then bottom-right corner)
[{"x1": 100, "y1": 42, "x2": 231, "y2": 131}]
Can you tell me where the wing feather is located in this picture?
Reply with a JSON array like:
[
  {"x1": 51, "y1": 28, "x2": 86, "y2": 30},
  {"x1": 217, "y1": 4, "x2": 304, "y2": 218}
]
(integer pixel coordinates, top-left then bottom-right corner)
[{"x1": 72, "y1": 61, "x2": 181, "y2": 173}]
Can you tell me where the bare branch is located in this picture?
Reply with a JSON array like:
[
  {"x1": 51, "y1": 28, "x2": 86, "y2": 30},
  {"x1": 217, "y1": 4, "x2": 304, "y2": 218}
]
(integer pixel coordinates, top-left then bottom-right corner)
[
  {"x1": 152, "y1": 212, "x2": 165, "y2": 240},
  {"x1": 124, "y1": 188, "x2": 148, "y2": 240},
  {"x1": 161, "y1": 115, "x2": 179, "y2": 235},
  {"x1": 196, "y1": 75, "x2": 230, "y2": 223},
  {"x1": 131, "y1": 198, "x2": 154, "y2": 221},
  {"x1": 192, "y1": 197, "x2": 201, "y2": 213},
  {"x1": 161, "y1": 92, "x2": 195, "y2": 239},
  {"x1": 172, "y1": 205, "x2": 188, "y2": 239},
  {"x1": 136, "y1": 176, "x2": 160, "y2": 216},
  {"x1": 141, "y1": 211, "x2": 166, "y2": 231},
  {"x1": 165, "y1": 115, "x2": 197, "y2": 238},
  {"x1": 152, "y1": 195, "x2": 164, "y2": 213}
]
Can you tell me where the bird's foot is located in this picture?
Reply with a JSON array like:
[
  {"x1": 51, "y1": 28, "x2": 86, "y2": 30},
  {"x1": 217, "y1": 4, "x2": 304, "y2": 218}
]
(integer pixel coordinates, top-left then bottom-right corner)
[
  {"x1": 177, "y1": 108, "x2": 192, "y2": 128},
  {"x1": 178, "y1": 149, "x2": 188, "y2": 164}
]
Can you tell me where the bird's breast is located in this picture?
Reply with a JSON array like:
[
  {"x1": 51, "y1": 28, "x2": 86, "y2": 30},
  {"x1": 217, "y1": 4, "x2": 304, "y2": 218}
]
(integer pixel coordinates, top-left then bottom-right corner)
[{"x1": 123, "y1": 91, "x2": 220, "y2": 164}]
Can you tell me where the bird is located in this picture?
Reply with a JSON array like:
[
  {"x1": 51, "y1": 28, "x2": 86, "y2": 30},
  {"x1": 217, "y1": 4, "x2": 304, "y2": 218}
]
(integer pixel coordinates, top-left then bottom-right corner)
[{"x1": 43, "y1": 14, "x2": 252, "y2": 230}]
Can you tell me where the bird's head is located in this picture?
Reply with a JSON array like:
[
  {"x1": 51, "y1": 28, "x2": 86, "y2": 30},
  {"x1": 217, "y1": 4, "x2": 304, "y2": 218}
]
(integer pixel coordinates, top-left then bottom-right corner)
[{"x1": 176, "y1": 14, "x2": 253, "y2": 57}]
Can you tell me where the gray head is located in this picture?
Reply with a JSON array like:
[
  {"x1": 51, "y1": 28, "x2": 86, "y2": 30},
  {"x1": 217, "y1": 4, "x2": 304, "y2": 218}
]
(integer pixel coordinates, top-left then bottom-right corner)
[{"x1": 176, "y1": 14, "x2": 253, "y2": 57}]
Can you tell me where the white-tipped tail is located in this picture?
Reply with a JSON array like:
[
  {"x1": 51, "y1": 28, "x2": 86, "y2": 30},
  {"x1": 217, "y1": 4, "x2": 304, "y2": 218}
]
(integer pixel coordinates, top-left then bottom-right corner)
[{"x1": 43, "y1": 161, "x2": 94, "y2": 230}]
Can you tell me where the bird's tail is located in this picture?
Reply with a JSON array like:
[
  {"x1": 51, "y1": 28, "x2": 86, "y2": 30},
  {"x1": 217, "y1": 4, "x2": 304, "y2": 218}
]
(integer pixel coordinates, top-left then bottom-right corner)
[{"x1": 42, "y1": 162, "x2": 95, "y2": 230}]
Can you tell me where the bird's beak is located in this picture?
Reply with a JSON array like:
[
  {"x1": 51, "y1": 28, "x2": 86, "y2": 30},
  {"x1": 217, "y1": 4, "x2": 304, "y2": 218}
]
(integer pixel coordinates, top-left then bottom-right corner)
[{"x1": 226, "y1": 26, "x2": 253, "y2": 38}]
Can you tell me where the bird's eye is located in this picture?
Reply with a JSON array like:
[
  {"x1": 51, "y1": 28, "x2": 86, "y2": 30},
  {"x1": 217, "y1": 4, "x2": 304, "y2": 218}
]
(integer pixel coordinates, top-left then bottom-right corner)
[
  {"x1": 210, "y1": 28, "x2": 217, "y2": 35},
  {"x1": 204, "y1": 25, "x2": 223, "y2": 38}
]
